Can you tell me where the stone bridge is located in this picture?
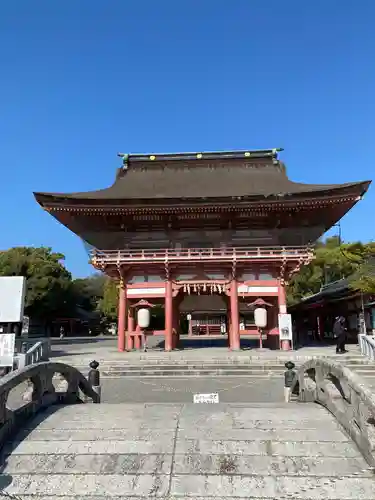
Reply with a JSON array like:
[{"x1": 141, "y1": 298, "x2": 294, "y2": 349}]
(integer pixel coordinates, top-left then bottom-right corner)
[{"x1": 0, "y1": 359, "x2": 375, "y2": 499}]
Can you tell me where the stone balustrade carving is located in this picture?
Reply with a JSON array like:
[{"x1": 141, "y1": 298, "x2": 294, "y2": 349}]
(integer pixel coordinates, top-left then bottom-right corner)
[
  {"x1": 358, "y1": 334, "x2": 375, "y2": 361},
  {"x1": 16, "y1": 339, "x2": 51, "y2": 369},
  {"x1": 292, "y1": 358, "x2": 375, "y2": 467},
  {"x1": 0, "y1": 361, "x2": 100, "y2": 449}
]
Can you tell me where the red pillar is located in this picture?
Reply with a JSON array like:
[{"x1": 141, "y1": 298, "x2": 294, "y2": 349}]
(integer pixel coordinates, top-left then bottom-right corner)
[
  {"x1": 230, "y1": 279, "x2": 240, "y2": 350},
  {"x1": 117, "y1": 284, "x2": 126, "y2": 352},
  {"x1": 126, "y1": 307, "x2": 134, "y2": 350},
  {"x1": 165, "y1": 279, "x2": 173, "y2": 351},
  {"x1": 278, "y1": 283, "x2": 287, "y2": 314},
  {"x1": 278, "y1": 281, "x2": 291, "y2": 351},
  {"x1": 172, "y1": 299, "x2": 180, "y2": 349},
  {"x1": 134, "y1": 325, "x2": 141, "y2": 350}
]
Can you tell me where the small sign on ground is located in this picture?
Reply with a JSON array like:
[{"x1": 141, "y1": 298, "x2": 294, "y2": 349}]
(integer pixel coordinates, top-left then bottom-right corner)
[{"x1": 193, "y1": 392, "x2": 219, "y2": 404}]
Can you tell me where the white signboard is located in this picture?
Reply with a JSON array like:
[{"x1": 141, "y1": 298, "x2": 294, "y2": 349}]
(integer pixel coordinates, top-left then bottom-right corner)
[
  {"x1": 0, "y1": 333, "x2": 16, "y2": 367},
  {"x1": 278, "y1": 313, "x2": 293, "y2": 341},
  {"x1": 0, "y1": 277, "x2": 27, "y2": 323},
  {"x1": 193, "y1": 393, "x2": 219, "y2": 404}
]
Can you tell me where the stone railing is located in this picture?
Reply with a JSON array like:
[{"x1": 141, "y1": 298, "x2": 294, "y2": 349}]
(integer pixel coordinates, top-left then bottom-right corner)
[
  {"x1": 358, "y1": 333, "x2": 375, "y2": 361},
  {"x1": 16, "y1": 339, "x2": 51, "y2": 369},
  {"x1": 293, "y1": 358, "x2": 375, "y2": 467},
  {"x1": 0, "y1": 361, "x2": 100, "y2": 449}
]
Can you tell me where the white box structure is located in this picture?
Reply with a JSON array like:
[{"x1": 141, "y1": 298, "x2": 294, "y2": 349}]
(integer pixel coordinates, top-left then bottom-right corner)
[
  {"x1": 0, "y1": 334, "x2": 16, "y2": 367},
  {"x1": 0, "y1": 276, "x2": 27, "y2": 323}
]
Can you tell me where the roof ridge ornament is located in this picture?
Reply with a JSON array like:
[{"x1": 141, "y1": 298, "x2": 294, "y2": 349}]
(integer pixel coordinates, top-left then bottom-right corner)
[{"x1": 118, "y1": 153, "x2": 129, "y2": 170}]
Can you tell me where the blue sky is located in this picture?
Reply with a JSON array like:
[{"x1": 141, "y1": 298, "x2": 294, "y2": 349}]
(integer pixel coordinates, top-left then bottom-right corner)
[{"x1": 1, "y1": 1, "x2": 374, "y2": 277}]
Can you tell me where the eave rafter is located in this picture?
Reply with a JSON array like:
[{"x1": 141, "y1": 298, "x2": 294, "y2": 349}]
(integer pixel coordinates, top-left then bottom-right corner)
[{"x1": 43, "y1": 194, "x2": 361, "y2": 215}]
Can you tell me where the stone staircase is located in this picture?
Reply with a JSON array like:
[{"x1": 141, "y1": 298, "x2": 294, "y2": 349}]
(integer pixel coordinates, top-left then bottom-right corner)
[
  {"x1": 59, "y1": 349, "x2": 375, "y2": 383},
  {"x1": 2, "y1": 402, "x2": 375, "y2": 499}
]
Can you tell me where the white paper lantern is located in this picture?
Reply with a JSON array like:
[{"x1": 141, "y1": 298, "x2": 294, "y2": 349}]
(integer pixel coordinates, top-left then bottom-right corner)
[
  {"x1": 254, "y1": 307, "x2": 267, "y2": 328},
  {"x1": 137, "y1": 308, "x2": 151, "y2": 328}
]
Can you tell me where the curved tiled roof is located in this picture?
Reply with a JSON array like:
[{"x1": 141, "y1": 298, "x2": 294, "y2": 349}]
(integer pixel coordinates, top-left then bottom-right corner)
[{"x1": 34, "y1": 150, "x2": 371, "y2": 205}]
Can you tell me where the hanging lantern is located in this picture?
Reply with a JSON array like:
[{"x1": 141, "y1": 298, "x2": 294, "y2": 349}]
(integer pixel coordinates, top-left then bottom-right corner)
[
  {"x1": 137, "y1": 308, "x2": 151, "y2": 328},
  {"x1": 254, "y1": 307, "x2": 267, "y2": 328}
]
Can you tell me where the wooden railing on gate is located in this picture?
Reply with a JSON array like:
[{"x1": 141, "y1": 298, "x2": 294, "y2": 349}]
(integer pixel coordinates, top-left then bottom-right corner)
[{"x1": 91, "y1": 245, "x2": 314, "y2": 264}]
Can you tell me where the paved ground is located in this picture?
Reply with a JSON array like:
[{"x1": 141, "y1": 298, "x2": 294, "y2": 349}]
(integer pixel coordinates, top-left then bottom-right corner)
[
  {"x1": 46, "y1": 337, "x2": 369, "y2": 405},
  {"x1": 2, "y1": 402, "x2": 375, "y2": 499},
  {"x1": 6, "y1": 375, "x2": 284, "y2": 408},
  {"x1": 50, "y1": 335, "x2": 360, "y2": 366},
  {"x1": 4, "y1": 338, "x2": 371, "y2": 408},
  {"x1": 100, "y1": 376, "x2": 284, "y2": 403}
]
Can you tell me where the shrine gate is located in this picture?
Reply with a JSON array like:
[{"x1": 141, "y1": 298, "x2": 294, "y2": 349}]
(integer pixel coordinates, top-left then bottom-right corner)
[{"x1": 34, "y1": 148, "x2": 370, "y2": 351}]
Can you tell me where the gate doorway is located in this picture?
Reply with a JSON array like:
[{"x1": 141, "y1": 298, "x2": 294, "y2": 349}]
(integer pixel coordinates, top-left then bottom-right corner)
[{"x1": 190, "y1": 314, "x2": 227, "y2": 336}]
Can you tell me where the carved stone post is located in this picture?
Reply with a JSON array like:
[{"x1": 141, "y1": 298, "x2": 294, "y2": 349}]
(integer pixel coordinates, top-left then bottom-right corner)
[{"x1": 88, "y1": 360, "x2": 101, "y2": 402}]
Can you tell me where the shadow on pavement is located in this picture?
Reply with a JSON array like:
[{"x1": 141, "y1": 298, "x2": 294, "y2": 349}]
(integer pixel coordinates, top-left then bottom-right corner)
[
  {"x1": 150, "y1": 336, "x2": 263, "y2": 350},
  {"x1": 50, "y1": 337, "x2": 113, "y2": 346}
]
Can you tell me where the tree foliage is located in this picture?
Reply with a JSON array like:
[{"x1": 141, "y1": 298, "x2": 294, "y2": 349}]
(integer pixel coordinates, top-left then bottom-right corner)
[
  {"x1": 349, "y1": 256, "x2": 375, "y2": 294},
  {"x1": 287, "y1": 237, "x2": 375, "y2": 305},
  {"x1": 72, "y1": 273, "x2": 106, "y2": 312},
  {"x1": 98, "y1": 278, "x2": 119, "y2": 321},
  {"x1": 0, "y1": 247, "x2": 74, "y2": 319},
  {"x1": 0, "y1": 247, "x2": 112, "y2": 321}
]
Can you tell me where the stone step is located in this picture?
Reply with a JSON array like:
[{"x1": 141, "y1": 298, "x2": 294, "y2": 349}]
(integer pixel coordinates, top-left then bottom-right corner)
[
  {"x1": 72, "y1": 360, "x2": 375, "y2": 378},
  {"x1": 3, "y1": 403, "x2": 375, "y2": 500},
  {"x1": 68, "y1": 353, "x2": 367, "y2": 360},
  {"x1": 97, "y1": 373, "x2": 375, "y2": 380},
  {"x1": 3, "y1": 473, "x2": 375, "y2": 498},
  {"x1": 53, "y1": 353, "x2": 368, "y2": 366},
  {"x1": 3, "y1": 450, "x2": 371, "y2": 475},
  {"x1": 69, "y1": 357, "x2": 372, "y2": 370},
  {"x1": 100, "y1": 371, "x2": 286, "y2": 377},
  {"x1": 102, "y1": 363, "x2": 288, "y2": 370}
]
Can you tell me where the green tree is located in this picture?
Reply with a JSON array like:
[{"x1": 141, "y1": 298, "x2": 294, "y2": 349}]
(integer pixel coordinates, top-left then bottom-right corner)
[
  {"x1": 0, "y1": 246, "x2": 74, "y2": 319},
  {"x1": 72, "y1": 273, "x2": 106, "y2": 312},
  {"x1": 287, "y1": 237, "x2": 375, "y2": 305},
  {"x1": 348, "y1": 243, "x2": 375, "y2": 294},
  {"x1": 98, "y1": 278, "x2": 119, "y2": 321},
  {"x1": 349, "y1": 260, "x2": 375, "y2": 294}
]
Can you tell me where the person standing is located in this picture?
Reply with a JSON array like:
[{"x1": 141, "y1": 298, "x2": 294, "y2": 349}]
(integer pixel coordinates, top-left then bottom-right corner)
[
  {"x1": 143, "y1": 329, "x2": 148, "y2": 352},
  {"x1": 334, "y1": 316, "x2": 347, "y2": 354},
  {"x1": 284, "y1": 361, "x2": 297, "y2": 403}
]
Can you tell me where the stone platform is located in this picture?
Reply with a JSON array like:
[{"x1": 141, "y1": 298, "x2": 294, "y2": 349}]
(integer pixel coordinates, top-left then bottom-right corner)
[{"x1": 2, "y1": 402, "x2": 375, "y2": 499}]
